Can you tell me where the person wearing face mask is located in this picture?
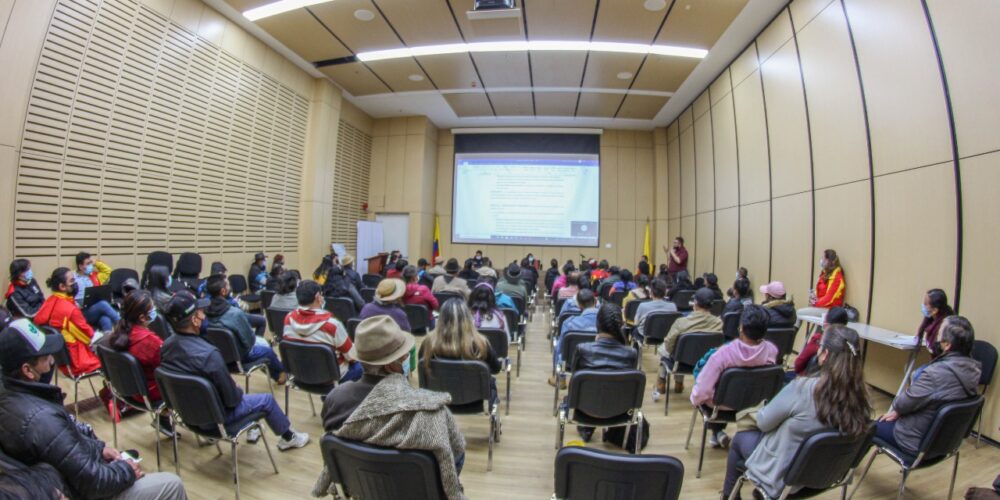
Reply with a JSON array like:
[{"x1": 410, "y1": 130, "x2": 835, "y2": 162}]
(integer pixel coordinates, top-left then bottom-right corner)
[
  {"x1": 318, "y1": 315, "x2": 468, "y2": 500},
  {"x1": 797, "y1": 249, "x2": 846, "y2": 319},
  {"x1": 5, "y1": 258, "x2": 44, "y2": 316},
  {"x1": 146, "y1": 265, "x2": 175, "y2": 313},
  {"x1": 282, "y1": 280, "x2": 361, "y2": 382},
  {"x1": 248, "y1": 252, "x2": 268, "y2": 294},
  {"x1": 917, "y1": 288, "x2": 955, "y2": 357},
  {"x1": 73, "y1": 252, "x2": 120, "y2": 332},
  {"x1": 35, "y1": 268, "x2": 102, "y2": 375},
  {"x1": 203, "y1": 275, "x2": 286, "y2": 384},
  {"x1": 160, "y1": 291, "x2": 309, "y2": 451}
]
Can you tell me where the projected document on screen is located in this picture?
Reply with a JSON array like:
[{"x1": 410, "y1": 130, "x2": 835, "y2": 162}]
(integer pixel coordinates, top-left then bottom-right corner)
[{"x1": 452, "y1": 153, "x2": 600, "y2": 247}]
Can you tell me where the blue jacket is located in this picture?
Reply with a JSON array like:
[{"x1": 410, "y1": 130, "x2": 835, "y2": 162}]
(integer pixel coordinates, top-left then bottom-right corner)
[{"x1": 561, "y1": 307, "x2": 598, "y2": 337}]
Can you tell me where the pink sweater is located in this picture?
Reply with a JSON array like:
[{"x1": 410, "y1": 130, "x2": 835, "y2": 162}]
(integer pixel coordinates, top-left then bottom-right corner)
[{"x1": 690, "y1": 339, "x2": 778, "y2": 407}]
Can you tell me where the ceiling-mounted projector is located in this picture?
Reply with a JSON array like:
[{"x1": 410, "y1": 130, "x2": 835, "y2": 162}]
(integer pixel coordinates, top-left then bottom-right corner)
[{"x1": 474, "y1": 0, "x2": 515, "y2": 9}]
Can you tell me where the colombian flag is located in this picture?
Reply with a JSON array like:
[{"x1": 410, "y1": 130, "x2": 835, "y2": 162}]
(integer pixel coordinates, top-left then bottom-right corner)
[{"x1": 433, "y1": 215, "x2": 441, "y2": 262}]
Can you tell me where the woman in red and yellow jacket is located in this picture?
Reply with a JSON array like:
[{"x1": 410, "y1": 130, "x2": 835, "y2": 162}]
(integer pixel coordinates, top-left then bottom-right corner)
[
  {"x1": 34, "y1": 267, "x2": 101, "y2": 375},
  {"x1": 797, "y1": 249, "x2": 846, "y2": 319}
]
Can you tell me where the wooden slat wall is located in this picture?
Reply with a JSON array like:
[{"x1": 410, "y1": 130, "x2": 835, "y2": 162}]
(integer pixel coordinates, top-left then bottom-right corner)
[
  {"x1": 15, "y1": 0, "x2": 309, "y2": 260},
  {"x1": 330, "y1": 119, "x2": 372, "y2": 255}
]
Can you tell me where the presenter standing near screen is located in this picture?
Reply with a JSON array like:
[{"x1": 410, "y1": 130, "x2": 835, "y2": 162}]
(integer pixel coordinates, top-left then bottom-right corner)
[{"x1": 663, "y1": 237, "x2": 688, "y2": 282}]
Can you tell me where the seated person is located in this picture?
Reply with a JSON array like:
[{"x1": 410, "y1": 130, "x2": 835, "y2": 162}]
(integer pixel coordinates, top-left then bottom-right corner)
[
  {"x1": 146, "y1": 265, "x2": 175, "y2": 313},
  {"x1": 35, "y1": 268, "x2": 102, "y2": 375},
  {"x1": 797, "y1": 249, "x2": 846, "y2": 319},
  {"x1": 107, "y1": 290, "x2": 173, "y2": 434},
  {"x1": 323, "y1": 265, "x2": 365, "y2": 313},
  {"x1": 556, "y1": 271, "x2": 582, "y2": 302},
  {"x1": 654, "y1": 288, "x2": 723, "y2": 398},
  {"x1": 432, "y1": 259, "x2": 470, "y2": 298},
  {"x1": 359, "y1": 279, "x2": 411, "y2": 332},
  {"x1": 160, "y1": 292, "x2": 308, "y2": 450},
  {"x1": 793, "y1": 306, "x2": 848, "y2": 377},
  {"x1": 722, "y1": 325, "x2": 871, "y2": 499},
  {"x1": 559, "y1": 275, "x2": 595, "y2": 316},
  {"x1": 0, "y1": 461, "x2": 67, "y2": 500},
  {"x1": 634, "y1": 278, "x2": 678, "y2": 341},
  {"x1": 420, "y1": 299, "x2": 502, "y2": 404},
  {"x1": 621, "y1": 274, "x2": 650, "y2": 325},
  {"x1": 203, "y1": 275, "x2": 286, "y2": 384},
  {"x1": 690, "y1": 305, "x2": 778, "y2": 448},
  {"x1": 283, "y1": 281, "x2": 361, "y2": 383},
  {"x1": 458, "y1": 259, "x2": 479, "y2": 282},
  {"x1": 269, "y1": 271, "x2": 300, "y2": 310},
  {"x1": 596, "y1": 266, "x2": 621, "y2": 298},
  {"x1": 0, "y1": 319, "x2": 187, "y2": 499},
  {"x1": 918, "y1": 288, "x2": 955, "y2": 356},
  {"x1": 426, "y1": 255, "x2": 447, "y2": 280},
  {"x1": 550, "y1": 261, "x2": 575, "y2": 297},
  {"x1": 723, "y1": 277, "x2": 752, "y2": 316},
  {"x1": 758, "y1": 281, "x2": 797, "y2": 328},
  {"x1": 497, "y1": 264, "x2": 528, "y2": 305},
  {"x1": 703, "y1": 273, "x2": 724, "y2": 301},
  {"x1": 665, "y1": 270, "x2": 695, "y2": 301},
  {"x1": 5, "y1": 258, "x2": 44, "y2": 316},
  {"x1": 876, "y1": 315, "x2": 981, "y2": 457},
  {"x1": 549, "y1": 289, "x2": 599, "y2": 387},
  {"x1": 468, "y1": 282, "x2": 510, "y2": 340},
  {"x1": 386, "y1": 258, "x2": 406, "y2": 280},
  {"x1": 476, "y1": 269, "x2": 516, "y2": 311},
  {"x1": 402, "y1": 265, "x2": 439, "y2": 312},
  {"x1": 570, "y1": 303, "x2": 639, "y2": 442},
  {"x1": 73, "y1": 252, "x2": 120, "y2": 332},
  {"x1": 610, "y1": 269, "x2": 638, "y2": 295},
  {"x1": 341, "y1": 255, "x2": 364, "y2": 291},
  {"x1": 319, "y1": 316, "x2": 466, "y2": 499},
  {"x1": 248, "y1": 252, "x2": 268, "y2": 294},
  {"x1": 264, "y1": 263, "x2": 283, "y2": 291}
]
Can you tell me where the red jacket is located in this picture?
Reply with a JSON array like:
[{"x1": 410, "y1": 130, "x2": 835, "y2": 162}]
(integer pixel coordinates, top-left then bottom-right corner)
[
  {"x1": 814, "y1": 267, "x2": 845, "y2": 308},
  {"x1": 794, "y1": 331, "x2": 823, "y2": 375},
  {"x1": 35, "y1": 293, "x2": 100, "y2": 374},
  {"x1": 403, "y1": 283, "x2": 439, "y2": 311},
  {"x1": 125, "y1": 325, "x2": 163, "y2": 401}
]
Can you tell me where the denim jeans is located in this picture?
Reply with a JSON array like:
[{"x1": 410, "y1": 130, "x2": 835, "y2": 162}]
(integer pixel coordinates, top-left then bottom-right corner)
[
  {"x1": 225, "y1": 393, "x2": 290, "y2": 437},
  {"x1": 83, "y1": 300, "x2": 120, "y2": 332},
  {"x1": 723, "y1": 430, "x2": 764, "y2": 498},
  {"x1": 246, "y1": 313, "x2": 266, "y2": 337},
  {"x1": 340, "y1": 361, "x2": 363, "y2": 382},
  {"x1": 875, "y1": 420, "x2": 899, "y2": 448},
  {"x1": 244, "y1": 342, "x2": 285, "y2": 381}
]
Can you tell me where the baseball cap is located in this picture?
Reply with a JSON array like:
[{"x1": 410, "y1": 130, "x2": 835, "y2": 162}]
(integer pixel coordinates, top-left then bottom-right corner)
[
  {"x1": 759, "y1": 281, "x2": 786, "y2": 298},
  {"x1": 0, "y1": 319, "x2": 64, "y2": 373},
  {"x1": 694, "y1": 288, "x2": 716, "y2": 308},
  {"x1": 164, "y1": 291, "x2": 210, "y2": 325},
  {"x1": 255, "y1": 252, "x2": 267, "y2": 261}
]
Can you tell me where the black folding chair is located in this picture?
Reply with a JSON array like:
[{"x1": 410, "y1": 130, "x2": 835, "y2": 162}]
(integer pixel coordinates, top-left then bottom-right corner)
[
  {"x1": 623, "y1": 298, "x2": 649, "y2": 324},
  {"x1": 148, "y1": 315, "x2": 173, "y2": 340},
  {"x1": 511, "y1": 295, "x2": 527, "y2": 318},
  {"x1": 852, "y1": 396, "x2": 983, "y2": 500},
  {"x1": 278, "y1": 340, "x2": 341, "y2": 417},
  {"x1": 551, "y1": 311, "x2": 581, "y2": 351},
  {"x1": 154, "y1": 368, "x2": 279, "y2": 498},
  {"x1": 204, "y1": 327, "x2": 273, "y2": 394},
  {"x1": 346, "y1": 317, "x2": 362, "y2": 340},
  {"x1": 660, "y1": 332, "x2": 724, "y2": 415},
  {"x1": 362, "y1": 274, "x2": 383, "y2": 288},
  {"x1": 553, "y1": 446, "x2": 684, "y2": 500},
  {"x1": 765, "y1": 326, "x2": 798, "y2": 366},
  {"x1": 324, "y1": 297, "x2": 358, "y2": 325},
  {"x1": 360, "y1": 287, "x2": 376, "y2": 304},
  {"x1": 970, "y1": 340, "x2": 997, "y2": 448},
  {"x1": 672, "y1": 289, "x2": 696, "y2": 312},
  {"x1": 418, "y1": 358, "x2": 500, "y2": 471},
  {"x1": 552, "y1": 331, "x2": 598, "y2": 415},
  {"x1": 265, "y1": 307, "x2": 292, "y2": 341},
  {"x1": 710, "y1": 299, "x2": 725, "y2": 316},
  {"x1": 228, "y1": 275, "x2": 260, "y2": 305},
  {"x1": 108, "y1": 267, "x2": 140, "y2": 304},
  {"x1": 175, "y1": 252, "x2": 202, "y2": 289},
  {"x1": 722, "y1": 310, "x2": 741, "y2": 340},
  {"x1": 729, "y1": 424, "x2": 876, "y2": 500},
  {"x1": 686, "y1": 365, "x2": 785, "y2": 478},
  {"x1": 552, "y1": 297, "x2": 568, "y2": 318},
  {"x1": 96, "y1": 345, "x2": 167, "y2": 471},
  {"x1": 433, "y1": 292, "x2": 463, "y2": 308},
  {"x1": 141, "y1": 251, "x2": 173, "y2": 288},
  {"x1": 479, "y1": 328, "x2": 513, "y2": 414},
  {"x1": 608, "y1": 291, "x2": 626, "y2": 307},
  {"x1": 556, "y1": 370, "x2": 646, "y2": 452},
  {"x1": 500, "y1": 307, "x2": 525, "y2": 371},
  {"x1": 404, "y1": 303, "x2": 431, "y2": 335},
  {"x1": 633, "y1": 311, "x2": 683, "y2": 369},
  {"x1": 44, "y1": 326, "x2": 101, "y2": 417},
  {"x1": 259, "y1": 290, "x2": 275, "y2": 310},
  {"x1": 321, "y1": 434, "x2": 446, "y2": 500}
]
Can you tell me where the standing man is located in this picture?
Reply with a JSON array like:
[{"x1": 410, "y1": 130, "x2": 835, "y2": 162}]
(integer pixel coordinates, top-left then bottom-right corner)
[
  {"x1": 248, "y1": 252, "x2": 268, "y2": 294},
  {"x1": 663, "y1": 237, "x2": 688, "y2": 282}
]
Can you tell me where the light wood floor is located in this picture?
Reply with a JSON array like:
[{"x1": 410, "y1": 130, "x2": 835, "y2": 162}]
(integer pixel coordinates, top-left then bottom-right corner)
[{"x1": 61, "y1": 303, "x2": 1000, "y2": 499}]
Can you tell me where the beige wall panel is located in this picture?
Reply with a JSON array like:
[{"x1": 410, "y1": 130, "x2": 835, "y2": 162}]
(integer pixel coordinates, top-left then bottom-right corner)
[
  {"x1": 654, "y1": 139, "x2": 669, "y2": 213},
  {"x1": 636, "y1": 146, "x2": 655, "y2": 219},
  {"x1": 617, "y1": 95, "x2": 668, "y2": 120},
  {"x1": 616, "y1": 220, "x2": 636, "y2": 267},
  {"x1": 378, "y1": 0, "x2": 464, "y2": 45},
  {"x1": 0, "y1": 0, "x2": 56, "y2": 149},
  {"x1": 196, "y1": 5, "x2": 227, "y2": 46},
  {"x1": 770, "y1": 192, "x2": 812, "y2": 308},
  {"x1": 630, "y1": 56, "x2": 700, "y2": 93},
  {"x1": 657, "y1": 0, "x2": 747, "y2": 48},
  {"x1": 813, "y1": 180, "x2": 871, "y2": 318},
  {"x1": 599, "y1": 218, "x2": 618, "y2": 265},
  {"x1": 927, "y1": 0, "x2": 1000, "y2": 157},
  {"x1": 845, "y1": 0, "x2": 951, "y2": 175},
  {"x1": 730, "y1": 45, "x2": 760, "y2": 87},
  {"x1": 310, "y1": 0, "x2": 401, "y2": 52},
  {"x1": 712, "y1": 92, "x2": 739, "y2": 209},
  {"x1": 599, "y1": 144, "x2": 618, "y2": 220},
  {"x1": 171, "y1": 0, "x2": 203, "y2": 31},
  {"x1": 582, "y1": 52, "x2": 646, "y2": 90},
  {"x1": 592, "y1": 0, "x2": 669, "y2": 44},
  {"x1": 402, "y1": 133, "x2": 426, "y2": 211},
  {"x1": 714, "y1": 207, "x2": 739, "y2": 278},
  {"x1": 870, "y1": 164, "x2": 956, "y2": 333},
  {"x1": 436, "y1": 143, "x2": 454, "y2": 215},
  {"x1": 668, "y1": 139, "x2": 681, "y2": 218},
  {"x1": 756, "y1": 9, "x2": 793, "y2": 62},
  {"x1": 530, "y1": 52, "x2": 587, "y2": 87},
  {"x1": 443, "y1": 93, "x2": 494, "y2": 117},
  {"x1": 709, "y1": 69, "x2": 732, "y2": 105},
  {"x1": 667, "y1": 219, "x2": 681, "y2": 257},
  {"x1": 693, "y1": 92, "x2": 711, "y2": 120},
  {"x1": 489, "y1": 92, "x2": 534, "y2": 116},
  {"x1": 255, "y1": 9, "x2": 350, "y2": 62},
  {"x1": 382, "y1": 134, "x2": 408, "y2": 211},
  {"x1": 789, "y1": 0, "x2": 834, "y2": 31},
  {"x1": 679, "y1": 126, "x2": 696, "y2": 216},
  {"x1": 365, "y1": 59, "x2": 434, "y2": 92},
  {"x1": 956, "y1": 152, "x2": 1000, "y2": 439},
  {"x1": 796, "y1": 2, "x2": 869, "y2": 188},
  {"x1": 694, "y1": 113, "x2": 715, "y2": 213},
  {"x1": 416, "y1": 54, "x2": 482, "y2": 90},
  {"x1": 733, "y1": 70, "x2": 770, "y2": 204},
  {"x1": 471, "y1": 51, "x2": 531, "y2": 87},
  {"x1": 695, "y1": 212, "x2": 714, "y2": 275},
  {"x1": 681, "y1": 215, "x2": 696, "y2": 273},
  {"x1": 577, "y1": 93, "x2": 622, "y2": 118},
  {"x1": 319, "y1": 63, "x2": 391, "y2": 96},
  {"x1": 140, "y1": 0, "x2": 176, "y2": 16},
  {"x1": 760, "y1": 41, "x2": 811, "y2": 198},
  {"x1": 0, "y1": 146, "x2": 15, "y2": 272},
  {"x1": 525, "y1": 0, "x2": 597, "y2": 40},
  {"x1": 534, "y1": 92, "x2": 578, "y2": 116},
  {"x1": 667, "y1": 122, "x2": 679, "y2": 144},
  {"x1": 739, "y1": 201, "x2": 770, "y2": 287},
  {"x1": 678, "y1": 108, "x2": 693, "y2": 133},
  {"x1": 616, "y1": 146, "x2": 636, "y2": 220}
]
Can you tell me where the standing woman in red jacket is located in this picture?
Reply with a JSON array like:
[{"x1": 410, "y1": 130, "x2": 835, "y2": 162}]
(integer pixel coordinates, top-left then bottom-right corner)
[{"x1": 797, "y1": 249, "x2": 846, "y2": 319}]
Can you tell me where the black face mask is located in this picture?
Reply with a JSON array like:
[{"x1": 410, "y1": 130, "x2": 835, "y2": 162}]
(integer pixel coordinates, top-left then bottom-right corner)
[{"x1": 69, "y1": 283, "x2": 79, "y2": 297}]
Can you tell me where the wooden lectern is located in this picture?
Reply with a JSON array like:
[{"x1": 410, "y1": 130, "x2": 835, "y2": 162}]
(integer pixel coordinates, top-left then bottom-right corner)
[{"x1": 365, "y1": 252, "x2": 389, "y2": 275}]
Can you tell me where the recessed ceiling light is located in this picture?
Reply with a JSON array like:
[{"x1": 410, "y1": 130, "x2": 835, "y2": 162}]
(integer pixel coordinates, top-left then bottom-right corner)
[
  {"x1": 243, "y1": 0, "x2": 335, "y2": 22},
  {"x1": 644, "y1": 0, "x2": 667, "y2": 11},
  {"x1": 353, "y1": 9, "x2": 375, "y2": 21},
  {"x1": 356, "y1": 40, "x2": 707, "y2": 62},
  {"x1": 617, "y1": 71, "x2": 633, "y2": 80},
  {"x1": 408, "y1": 74, "x2": 424, "y2": 82}
]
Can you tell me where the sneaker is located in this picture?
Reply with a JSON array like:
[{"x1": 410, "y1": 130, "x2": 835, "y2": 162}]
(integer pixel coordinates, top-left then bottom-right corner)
[
  {"x1": 709, "y1": 432, "x2": 720, "y2": 448},
  {"x1": 651, "y1": 387, "x2": 664, "y2": 403},
  {"x1": 276, "y1": 372, "x2": 288, "y2": 385},
  {"x1": 717, "y1": 431, "x2": 731, "y2": 448},
  {"x1": 547, "y1": 375, "x2": 567, "y2": 390},
  {"x1": 246, "y1": 428, "x2": 261, "y2": 444},
  {"x1": 673, "y1": 379, "x2": 685, "y2": 394},
  {"x1": 578, "y1": 427, "x2": 594, "y2": 443},
  {"x1": 277, "y1": 430, "x2": 310, "y2": 451}
]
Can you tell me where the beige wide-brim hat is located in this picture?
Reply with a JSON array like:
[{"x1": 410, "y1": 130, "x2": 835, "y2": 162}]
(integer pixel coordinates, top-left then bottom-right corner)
[
  {"x1": 476, "y1": 266, "x2": 497, "y2": 279},
  {"x1": 341, "y1": 254, "x2": 354, "y2": 266},
  {"x1": 376, "y1": 278, "x2": 406, "y2": 302},
  {"x1": 354, "y1": 315, "x2": 415, "y2": 365}
]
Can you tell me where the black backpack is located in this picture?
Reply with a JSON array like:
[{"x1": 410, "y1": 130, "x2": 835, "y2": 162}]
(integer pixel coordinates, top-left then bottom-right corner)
[{"x1": 601, "y1": 416, "x2": 650, "y2": 453}]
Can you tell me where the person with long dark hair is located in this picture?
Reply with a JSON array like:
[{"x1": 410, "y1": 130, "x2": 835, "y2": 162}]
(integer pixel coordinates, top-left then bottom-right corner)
[
  {"x1": 918, "y1": 288, "x2": 955, "y2": 356},
  {"x1": 723, "y1": 325, "x2": 872, "y2": 498},
  {"x1": 270, "y1": 271, "x2": 300, "y2": 310},
  {"x1": 324, "y1": 265, "x2": 365, "y2": 313},
  {"x1": 146, "y1": 264, "x2": 174, "y2": 313},
  {"x1": 5, "y1": 258, "x2": 44, "y2": 316},
  {"x1": 467, "y1": 282, "x2": 509, "y2": 340},
  {"x1": 544, "y1": 258, "x2": 561, "y2": 293}
]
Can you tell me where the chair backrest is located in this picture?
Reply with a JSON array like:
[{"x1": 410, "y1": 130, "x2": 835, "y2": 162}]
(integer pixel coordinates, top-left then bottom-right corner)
[
  {"x1": 265, "y1": 307, "x2": 292, "y2": 340},
  {"x1": 672, "y1": 332, "x2": 725, "y2": 367},
  {"x1": 624, "y1": 299, "x2": 649, "y2": 323},
  {"x1": 479, "y1": 328, "x2": 509, "y2": 359},
  {"x1": 321, "y1": 434, "x2": 446, "y2": 500},
  {"x1": 713, "y1": 365, "x2": 785, "y2": 412},
  {"x1": 260, "y1": 290, "x2": 275, "y2": 310},
  {"x1": 672, "y1": 289, "x2": 696, "y2": 311},
  {"x1": 917, "y1": 395, "x2": 984, "y2": 461},
  {"x1": 418, "y1": 358, "x2": 490, "y2": 408},
  {"x1": 511, "y1": 296, "x2": 526, "y2": 315},
  {"x1": 764, "y1": 327, "x2": 798, "y2": 360},
  {"x1": 360, "y1": 287, "x2": 376, "y2": 304},
  {"x1": 433, "y1": 292, "x2": 462, "y2": 307},
  {"x1": 40, "y1": 325, "x2": 77, "y2": 374},
  {"x1": 418, "y1": 275, "x2": 434, "y2": 289},
  {"x1": 556, "y1": 312, "x2": 581, "y2": 333},
  {"x1": 325, "y1": 297, "x2": 358, "y2": 324},
  {"x1": 346, "y1": 317, "x2": 362, "y2": 340},
  {"x1": 141, "y1": 251, "x2": 173, "y2": 287},
  {"x1": 644, "y1": 311, "x2": 682, "y2": 343},
  {"x1": 362, "y1": 274, "x2": 383, "y2": 288},
  {"x1": 279, "y1": 340, "x2": 341, "y2": 386},
  {"x1": 175, "y1": 252, "x2": 202, "y2": 278},
  {"x1": 560, "y1": 331, "x2": 598, "y2": 370},
  {"x1": 203, "y1": 327, "x2": 242, "y2": 366},
  {"x1": 722, "y1": 311, "x2": 741, "y2": 340},
  {"x1": 608, "y1": 291, "x2": 626, "y2": 307},
  {"x1": 154, "y1": 367, "x2": 226, "y2": 429},
  {"x1": 148, "y1": 315, "x2": 172, "y2": 340},
  {"x1": 709, "y1": 299, "x2": 725, "y2": 317},
  {"x1": 108, "y1": 268, "x2": 140, "y2": 298},
  {"x1": 228, "y1": 274, "x2": 249, "y2": 295},
  {"x1": 972, "y1": 340, "x2": 998, "y2": 387},
  {"x1": 566, "y1": 369, "x2": 645, "y2": 419},
  {"x1": 96, "y1": 345, "x2": 150, "y2": 400},
  {"x1": 783, "y1": 424, "x2": 876, "y2": 491},
  {"x1": 500, "y1": 307, "x2": 520, "y2": 333},
  {"x1": 404, "y1": 304, "x2": 430, "y2": 333},
  {"x1": 554, "y1": 297, "x2": 568, "y2": 315},
  {"x1": 554, "y1": 446, "x2": 684, "y2": 500}
]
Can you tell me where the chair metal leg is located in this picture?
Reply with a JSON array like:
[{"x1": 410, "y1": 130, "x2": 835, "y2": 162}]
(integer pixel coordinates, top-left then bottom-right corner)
[
  {"x1": 516, "y1": 342, "x2": 522, "y2": 377},
  {"x1": 976, "y1": 412, "x2": 984, "y2": 448},
  {"x1": 112, "y1": 409, "x2": 118, "y2": 448},
  {"x1": 556, "y1": 416, "x2": 565, "y2": 450},
  {"x1": 685, "y1": 408, "x2": 697, "y2": 450},
  {"x1": 505, "y1": 366, "x2": 511, "y2": 416},
  {"x1": 285, "y1": 385, "x2": 291, "y2": 415},
  {"x1": 150, "y1": 413, "x2": 162, "y2": 472},
  {"x1": 87, "y1": 377, "x2": 99, "y2": 401},
  {"x1": 216, "y1": 441, "x2": 224, "y2": 456},
  {"x1": 244, "y1": 374, "x2": 250, "y2": 394},
  {"x1": 258, "y1": 425, "x2": 279, "y2": 474},
  {"x1": 849, "y1": 449, "x2": 879, "y2": 500},
  {"x1": 170, "y1": 413, "x2": 180, "y2": 476},
  {"x1": 73, "y1": 380, "x2": 80, "y2": 417},
  {"x1": 487, "y1": 414, "x2": 495, "y2": 472},
  {"x1": 664, "y1": 373, "x2": 671, "y2": 416},
  {"x1": 309, "y1": 394, "x2": 317, "y2": 417},
  {"x1": 552, "y1": 377, "x2": 559, "y2": 417},
  {"x1": 728, "y1": 475, "x2": 746, "y2": 500},
  {"x1": 948, "y1": 451, "x2": 960, "y2": 500},
  {"x1": 696, "y1": 423, "x2": 708, "y2": 478},
  {"x1": 231, "y1": 439, "x2": 241, "y2": 500},
  {"x1": 634, "y1": 412, "x2": 643, "y2": 455},
  {"x1": 896, "y1": 469, "x2": 909, "y2": 500}
]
